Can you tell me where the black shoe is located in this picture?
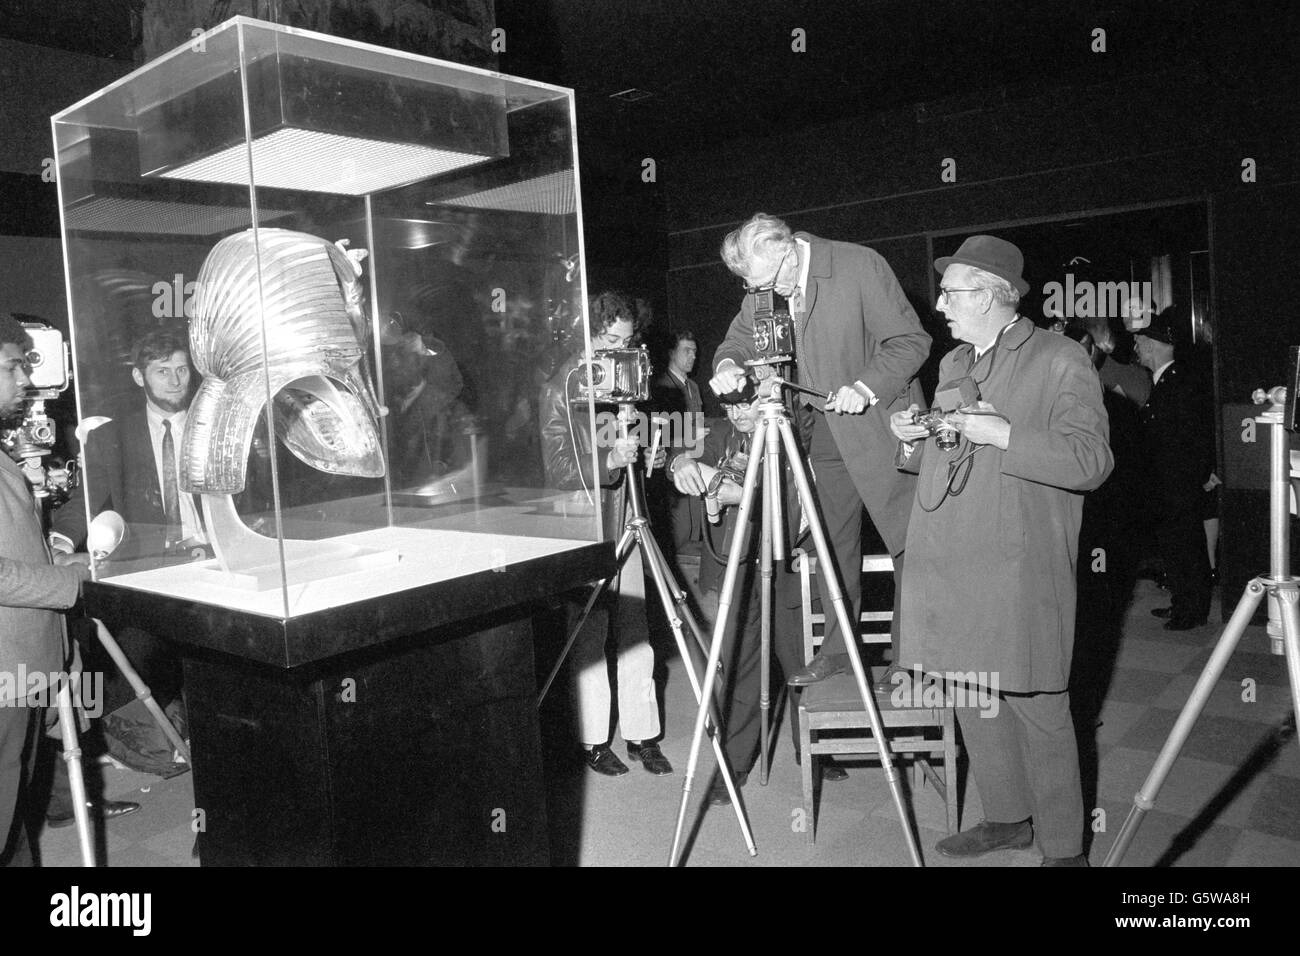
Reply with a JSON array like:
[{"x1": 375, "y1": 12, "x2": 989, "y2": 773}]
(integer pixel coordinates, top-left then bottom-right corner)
[
  {"x1": 935, "y1": 819, "x2": 1033, "y2": 858},
  {"x1": 583, "y1": 743, "x2": 629, "y2": 776},
  {"x1": 626, "y1": 741, "x2": 673, "y2": 775},
  {"x1": 788, "y1": 653, "x2": 849, "y2": 687},
  {"x1": 793, "y1": 755, "x2": 849, "y2": 782},
  {"x1": 707, "y1": 771, "x2": 748, "y2": 806},
  {"x1": 1041, "y1": 853, "x2": 1089, "y2": 867},
  {"x1": 46, "y1": 799, "x2": 140, "y2": 829},
  {"x1": 1151, "y1": 606, "x2": 1173, "y2": 619},
  {"x1": 1165, "y1": 615, "x2": 1208, "y2": 631},
  {"x1": 875, "y1": 664, "x2": 908, "y2": 694}
]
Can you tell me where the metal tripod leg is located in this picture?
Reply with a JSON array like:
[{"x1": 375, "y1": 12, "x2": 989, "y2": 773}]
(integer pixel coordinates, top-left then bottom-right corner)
[
  {"x1": 1103, "y1": 578, "x2": 1274, "y2": 866},
  {"x1": 774, "y1": 415, "x2": 923, "y2": 867},
  {"x1": 91, "y1": 619, "x2": 190, "y2": 764},
  {"x1": 55, "y1": 674, "x2": 95, "y2": 866},
  {"x1": 536, "y1": 525, "x2": 638, "y2": 708},
  {"x1": 632, "y1": 516, "x2": 757, "y2": 855},
  {"x1": 759, "y1": 406, "x2": 782, "y2": 786},
  {"x1": 670, "y1": 413, "x2": 769, "y2": 866}
]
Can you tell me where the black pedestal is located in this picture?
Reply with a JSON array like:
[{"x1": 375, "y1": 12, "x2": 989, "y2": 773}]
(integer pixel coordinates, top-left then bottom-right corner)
[{"x1": 84, "y1": 540, "x2": 612, "y2": 866}]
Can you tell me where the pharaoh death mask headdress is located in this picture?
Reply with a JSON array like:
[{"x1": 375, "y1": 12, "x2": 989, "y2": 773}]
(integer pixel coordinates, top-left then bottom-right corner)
[{"x1": 182, "y1": 227, "x2": 385, "y2": 494}]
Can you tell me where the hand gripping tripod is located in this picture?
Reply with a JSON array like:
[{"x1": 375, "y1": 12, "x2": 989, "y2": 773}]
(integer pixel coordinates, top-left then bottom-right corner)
[
  {"x1": 1105, "y1": 385, "x2": 1300, "y2": 865},
  {"x1": 537, "y1": 402, "x2": 757, "y2": 856},
  {"x1": 668, "y1": 377, "x2": 923, "y2": 866}
]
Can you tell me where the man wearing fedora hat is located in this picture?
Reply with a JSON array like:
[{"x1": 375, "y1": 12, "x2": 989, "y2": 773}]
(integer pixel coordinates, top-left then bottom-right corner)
[
  {"x1": 890, "y1": 235, "x2": 1113, "y2": 866},
  {"x1": 1133, "y1": 306, "x2": 1214, "y2": 630},
  {"x1": 709, "y1": 213, "x2": 930, "y2": 690}
]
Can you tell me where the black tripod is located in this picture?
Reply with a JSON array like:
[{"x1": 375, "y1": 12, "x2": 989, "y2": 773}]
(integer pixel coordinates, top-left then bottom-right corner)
[
  {"x1": 668, "y1": 377, "x2": 923, "y2": 866},
  {"x1": 1105, "y1": 385, "x2": 1300, "y2": 864},
  {"x1": 537, "y1": 402, "x2": 757, "y2": 856}
]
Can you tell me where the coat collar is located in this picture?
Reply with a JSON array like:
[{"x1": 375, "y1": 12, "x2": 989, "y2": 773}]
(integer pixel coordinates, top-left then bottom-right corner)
[
  {"x1": 793, "y1": 232, "x2": 830, "y2": 331},
  {"x1": 951, "y1": 315, "x2": 1034, "y2": 367}
]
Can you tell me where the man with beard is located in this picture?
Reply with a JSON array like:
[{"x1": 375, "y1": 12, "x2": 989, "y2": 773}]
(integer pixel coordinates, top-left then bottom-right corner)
[
  {"x1": 54, "y1": 328, "x2": 205, "y2": 559},
  {"x1": 0, "y1": 314, "x2": 91, "y2": 864},
  {"x1": 50, "y1": 328, "x2": 198, "y2": 780}
]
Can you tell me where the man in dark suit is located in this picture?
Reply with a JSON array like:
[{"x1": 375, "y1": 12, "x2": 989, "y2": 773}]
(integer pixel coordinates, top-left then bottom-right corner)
[
  {"x1": 51, "y1": 328, "x2": 198, "y2": 774},
  {"x1": 1134, "y1": 309, "x2": 1214, "y2": 630},
  {"x1": 650, "y1": 330, "x2": 705, "y2": 555},
  {"x1": 0, "y1": 314, "x2": 91, "y2": 865},
  {"x1": 709, "y1": 213, "x2": 929, "y2": 688}
]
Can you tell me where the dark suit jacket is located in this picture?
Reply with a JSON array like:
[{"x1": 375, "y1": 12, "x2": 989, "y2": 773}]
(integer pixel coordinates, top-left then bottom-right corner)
[
  {"x1": 0, "y1": 452, "x2": 83, "y2": 703},
  {"x1": 52, "y1": 409, "x2": 173, "y2": 559},
  {"x1": 1140, "y1": 362, "x2": 1214, "y2": 520},
  {"x1": 649, "y1": 369, "x2": 704, "y2": 547},
  {"x1": 714, "y1": 233, "x2": 930, "y2": 552}
]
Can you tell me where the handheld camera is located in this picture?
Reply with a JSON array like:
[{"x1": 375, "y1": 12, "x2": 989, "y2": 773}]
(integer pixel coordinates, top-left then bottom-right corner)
[
  {"x1": 1, "y1": 322, "x2": 74, "y2": 500},
  {"x1": 913, "y1": 375, "x2": 981, "y2": 451}
]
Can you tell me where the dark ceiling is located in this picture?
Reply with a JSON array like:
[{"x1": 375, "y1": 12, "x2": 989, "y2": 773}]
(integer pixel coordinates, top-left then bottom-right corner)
[
  {"x1": 494, "y1": 0, "x2": 1295, "y2": 163},
  {"x1": 3, "y1": 1, "x2": 1293, "y2": 164}
]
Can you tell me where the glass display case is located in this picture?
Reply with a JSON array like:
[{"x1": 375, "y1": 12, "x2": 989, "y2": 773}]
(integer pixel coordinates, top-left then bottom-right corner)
[{"x1": 51, "y1": 16, "x2": 604, "y2": 623}]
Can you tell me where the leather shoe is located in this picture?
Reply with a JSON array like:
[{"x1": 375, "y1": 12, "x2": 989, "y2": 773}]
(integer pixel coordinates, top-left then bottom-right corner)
[
  {"x1": 788, "y1": 653, "x2": 849, "y2": 687},
  {"x1": 627, "y1": 741, "x2": 673, "y2": 775},
  {"x1": 1165, "y1": 615, "x2": 1207, "y2": 631},
  {"x1": 583, "y1": 743, "x2": 629, "y2": 776},
  {"x1": 708, "y1": 771, "x2": 748, "y2": 806},
  {"x1": 1151, "y1": 606, "x2": 1173, "y2": 619},
  {"x1": 935, "y1": 819, "x2": 1033, "y2": 858},
  {"x1": 875, "y1": 664, "x2": 909, "y2": 694},
  {"x1": 1042, "y1": 853, "x2": 1089, "y2": 867},
  {"x1": 822, "y1": 763, "x2": 849, "y2": 782},
  {"x1": 46, "y1": 799, "x2": 140, "y2": 829}
]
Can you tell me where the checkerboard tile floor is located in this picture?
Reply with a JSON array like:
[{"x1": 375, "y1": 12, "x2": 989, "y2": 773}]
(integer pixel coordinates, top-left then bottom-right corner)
[{"x1": 36, "y1": 577, "x2": 1298, "y2": 866}]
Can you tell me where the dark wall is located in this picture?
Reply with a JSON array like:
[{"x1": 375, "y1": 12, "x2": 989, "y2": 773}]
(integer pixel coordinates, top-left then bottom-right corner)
[{"x1": 663, "y1": 67, "x2": 1299, "y2": 616}]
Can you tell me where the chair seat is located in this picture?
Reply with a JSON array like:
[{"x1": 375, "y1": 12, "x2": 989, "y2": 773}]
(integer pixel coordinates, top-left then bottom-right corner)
[{"x1": 801, "y1": 671, "x2": 944, "y2": 718}]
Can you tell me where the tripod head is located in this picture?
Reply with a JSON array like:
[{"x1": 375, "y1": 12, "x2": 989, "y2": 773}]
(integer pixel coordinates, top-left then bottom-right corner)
[{"x1": 735, "y1": 359, "x2": 833, "y2": 407}]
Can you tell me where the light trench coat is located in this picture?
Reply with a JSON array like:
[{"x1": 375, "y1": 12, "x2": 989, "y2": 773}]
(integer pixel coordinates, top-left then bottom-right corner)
[{"x1": 899, "y1": 318, "x2": 1113, "y2": 693}]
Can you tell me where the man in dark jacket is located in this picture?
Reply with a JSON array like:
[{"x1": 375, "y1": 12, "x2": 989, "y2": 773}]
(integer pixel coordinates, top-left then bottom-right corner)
[
  {"x1": 709, "y1": 213, "x2": 929, "y2": 689},
  {"x1": 891, "y1": 236, "x2": 1113, "y2": 866},
  {"x1": 538, "y1": 291, "x2": 671, "y2": 777},
  {"x1": 649, "y1": 330, "x2": 704, "y2": 556},
  {"x1": 1134, "y1": 308, "x2": 1214, "y2": 629},
  {"x1": 0, "y1": 314, "x2": 91, "y2": 865},
  {"x1": 50, "y1": 328, "x2": 195, "y2": 777}
]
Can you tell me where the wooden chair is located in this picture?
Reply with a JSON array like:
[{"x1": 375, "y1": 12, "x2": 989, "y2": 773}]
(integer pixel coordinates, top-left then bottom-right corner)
[{"x1": 794, "y1": 552, "x2": 958, "y2": 842}]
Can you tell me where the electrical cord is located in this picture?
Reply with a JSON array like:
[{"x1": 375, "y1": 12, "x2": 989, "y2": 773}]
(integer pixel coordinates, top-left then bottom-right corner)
[{"x1": 563, "y1": 365, "x2": 595, "y2": 506}]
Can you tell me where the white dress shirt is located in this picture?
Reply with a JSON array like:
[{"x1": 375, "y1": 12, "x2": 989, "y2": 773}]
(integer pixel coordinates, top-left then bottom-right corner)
[{"x1": 145, "y1": 404, "x2": 206, "y2": 544}]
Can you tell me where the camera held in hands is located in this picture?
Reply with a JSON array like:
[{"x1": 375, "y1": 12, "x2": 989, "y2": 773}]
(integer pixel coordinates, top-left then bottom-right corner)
[
  {"x1": 578, "y1": 347, "x2": 651, "y2": 404},
  {"x1": 913, "y1": 375, "x2": 982, "y2": 451},
  {"x1": 749, "y1": 290, "x2": 795, "y2": 365},
  {"x1": 913, "y1": 408, "x2": 960, "y2": 450},
  {"x1": 1, "y1": 321, "x2": 75, "y2": 501}
]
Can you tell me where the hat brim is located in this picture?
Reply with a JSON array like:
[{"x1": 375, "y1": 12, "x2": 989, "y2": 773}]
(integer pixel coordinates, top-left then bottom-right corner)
[{"x1": 934, "y1": 255, "x2": 1031, "y2": 296}]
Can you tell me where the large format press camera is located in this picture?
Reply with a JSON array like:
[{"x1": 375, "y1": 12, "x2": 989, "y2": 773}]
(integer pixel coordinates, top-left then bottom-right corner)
[{"x1": 577, "y1": 346, "x2": 651, "y2": 404}]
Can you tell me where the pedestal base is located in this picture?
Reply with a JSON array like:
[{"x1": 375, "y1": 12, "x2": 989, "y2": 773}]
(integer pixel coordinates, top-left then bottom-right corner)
[{"x1": 187, "y1": 614, "x2": 548, "y2": 866}]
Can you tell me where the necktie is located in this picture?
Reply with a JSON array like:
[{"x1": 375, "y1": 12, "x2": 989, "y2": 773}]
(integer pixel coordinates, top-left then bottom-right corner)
[{"x1": 162, "y1": 419, "x2": 181, "y2": 543}]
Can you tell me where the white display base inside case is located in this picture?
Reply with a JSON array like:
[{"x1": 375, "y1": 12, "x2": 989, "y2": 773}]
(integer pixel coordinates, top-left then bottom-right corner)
[
  {"x1": 101, "y1": 526, "x2": 591, "y2": 619},
  {"x1": 192, "y1": 538, "x2": 401, "y2": 592}
]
